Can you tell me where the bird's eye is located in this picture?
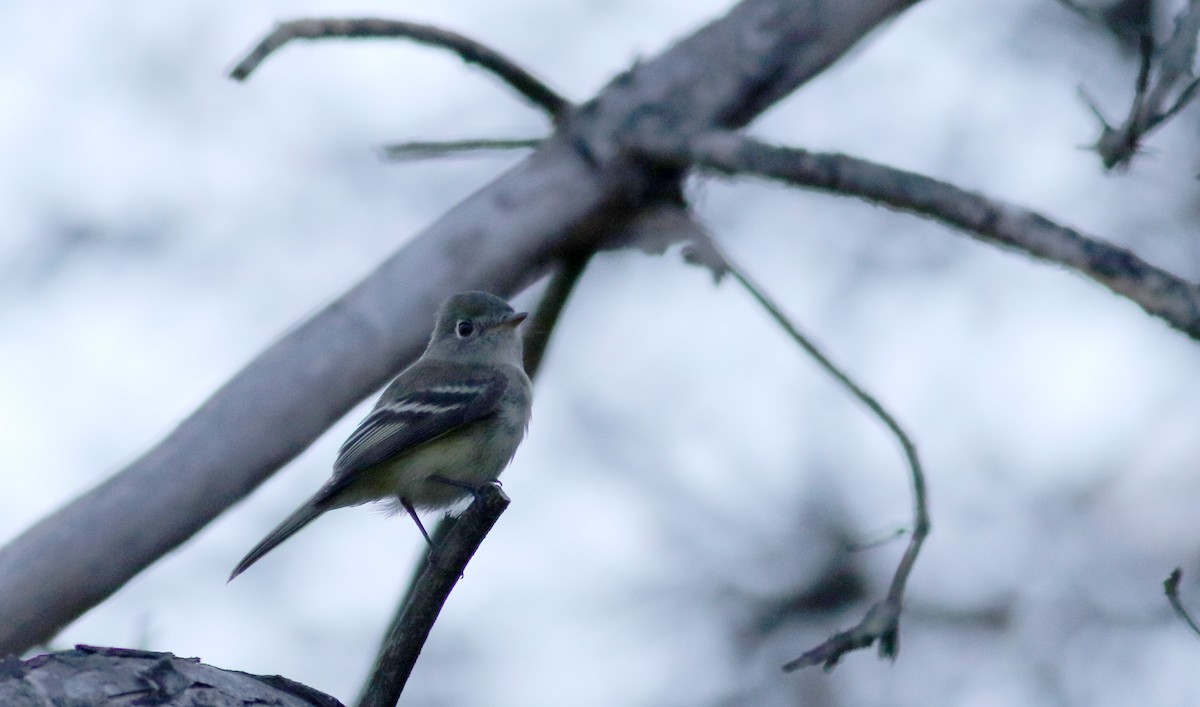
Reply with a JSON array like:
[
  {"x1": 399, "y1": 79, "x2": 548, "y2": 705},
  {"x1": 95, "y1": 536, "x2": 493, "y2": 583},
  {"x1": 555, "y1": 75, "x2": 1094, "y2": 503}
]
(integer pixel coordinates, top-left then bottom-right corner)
[{"x1": 455, "y1": 320, "x2": 475, "y2": 338}]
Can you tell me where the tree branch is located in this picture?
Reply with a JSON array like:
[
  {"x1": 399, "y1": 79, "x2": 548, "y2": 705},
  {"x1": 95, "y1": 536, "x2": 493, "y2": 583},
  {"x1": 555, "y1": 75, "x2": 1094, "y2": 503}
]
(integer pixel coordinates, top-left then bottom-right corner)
[
  {"x1": 381, "y1": 138, "x2": 543, "y2": 162},
  {"x1": 641, "y1": 130, "x2": 1200, "y2": 340},
  {"x1": 229, "y1": 18, "x2": 569, "y2": 119},
  {"x1": 356, "y1": 483, "x2": 509, "y2": 707}
]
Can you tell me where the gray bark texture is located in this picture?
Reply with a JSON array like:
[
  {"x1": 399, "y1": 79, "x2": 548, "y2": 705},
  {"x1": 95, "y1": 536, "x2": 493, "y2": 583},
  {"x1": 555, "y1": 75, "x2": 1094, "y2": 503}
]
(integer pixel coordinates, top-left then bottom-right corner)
[{"x1": 0, "y1": 645, "x2": 343, "y2": 706}]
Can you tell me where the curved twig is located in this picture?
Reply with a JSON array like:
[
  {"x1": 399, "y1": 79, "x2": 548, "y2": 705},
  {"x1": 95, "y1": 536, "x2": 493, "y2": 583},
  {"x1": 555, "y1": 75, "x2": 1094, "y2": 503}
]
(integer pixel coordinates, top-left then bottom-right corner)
[
  {"x1": 230, "y1": 18, "x2": 569, "y2": 119},
  {"x1": 709, "y1": 245, "x2": 928, "y2": 670}
]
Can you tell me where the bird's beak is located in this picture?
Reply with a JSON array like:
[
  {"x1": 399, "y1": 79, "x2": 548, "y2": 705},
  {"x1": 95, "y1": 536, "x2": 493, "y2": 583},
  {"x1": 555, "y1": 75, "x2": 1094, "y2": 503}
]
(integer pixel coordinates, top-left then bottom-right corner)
[{"x1": 499, "y1": 311, "x2": 528, "y2": 328}]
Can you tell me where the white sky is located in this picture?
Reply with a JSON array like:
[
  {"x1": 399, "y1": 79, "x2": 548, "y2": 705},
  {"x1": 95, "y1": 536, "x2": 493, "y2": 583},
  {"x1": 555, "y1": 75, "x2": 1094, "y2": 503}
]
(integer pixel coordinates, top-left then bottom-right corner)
[{"x1": 3, "y1": 0, "x2": 1200, "y2": 704}]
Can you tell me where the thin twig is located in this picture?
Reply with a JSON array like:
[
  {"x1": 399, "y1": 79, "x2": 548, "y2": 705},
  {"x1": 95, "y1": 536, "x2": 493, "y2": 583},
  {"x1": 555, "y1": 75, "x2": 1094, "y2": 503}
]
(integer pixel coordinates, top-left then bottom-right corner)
[
  {"x1": 230, "y1": 18, "x2": 569, "y2": 119},
  {"x1": 521, "y1": 253, "x2": 593, "y2": 378},
  {"x1": 846, "y1": 526, "x2": 908, "y2": 552},
  {"x1": 710, "y1": 245, "x2": 929, "y2": 670},
  {"x1": 644, "y1": 130, "x2": 1200, "y2": 340},
  {"x1": 356, "y1": 483, "x2": 509, "y2": 707},
  {"x1": 1164, "y1": 567, "x2": 1200, "y2": 638},
  {"x1": 381, "y1": 138, "x2": 543, "y2": 162}
]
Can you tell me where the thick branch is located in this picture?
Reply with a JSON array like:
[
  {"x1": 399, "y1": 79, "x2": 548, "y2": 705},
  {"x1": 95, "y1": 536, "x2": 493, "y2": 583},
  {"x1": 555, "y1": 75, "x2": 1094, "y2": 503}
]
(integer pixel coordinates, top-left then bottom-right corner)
[
  {"x1": 230, "y1": 18, "x2": 569, "y2": 118},
  {"x1": 0, "y1": 0, "x2": 919, "y2": 659},
  {"x1": 0, "y1": 646, "x2": 343, "y2": 707},
  {"x1": 647, "y1": 130, "x2": 1200, "y2": 340}
]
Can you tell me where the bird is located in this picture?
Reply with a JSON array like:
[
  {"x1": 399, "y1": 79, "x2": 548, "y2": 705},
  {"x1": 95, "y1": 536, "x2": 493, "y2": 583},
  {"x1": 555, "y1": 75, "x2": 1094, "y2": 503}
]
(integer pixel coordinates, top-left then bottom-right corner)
[{"x1": 229, "y1": 291, "x2": 532, "y2": 580}]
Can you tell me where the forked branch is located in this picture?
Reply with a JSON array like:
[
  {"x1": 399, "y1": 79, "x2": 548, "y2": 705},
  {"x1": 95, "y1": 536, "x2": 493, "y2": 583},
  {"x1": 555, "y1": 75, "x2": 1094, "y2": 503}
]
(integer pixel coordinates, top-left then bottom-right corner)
[
  {"x1": 1066, "y1": 0, "x2": 1200, "y2": 169},
  {"x1": 230, "y1": 18, "x2": 569, "y2": 119}
]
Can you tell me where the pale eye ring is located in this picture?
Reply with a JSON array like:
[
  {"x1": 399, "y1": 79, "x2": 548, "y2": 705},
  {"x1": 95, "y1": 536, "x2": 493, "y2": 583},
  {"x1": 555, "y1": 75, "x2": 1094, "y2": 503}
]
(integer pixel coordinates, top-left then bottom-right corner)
[{"x1": 455, "y1": 320, "x2": 475, "y2": 338}]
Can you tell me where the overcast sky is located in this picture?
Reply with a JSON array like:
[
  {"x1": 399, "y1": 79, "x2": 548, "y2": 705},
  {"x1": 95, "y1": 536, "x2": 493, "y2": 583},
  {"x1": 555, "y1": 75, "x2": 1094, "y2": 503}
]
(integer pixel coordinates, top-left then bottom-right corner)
[{"x1": 3, "y1": 1, "x2": 1200, "y2": 704}]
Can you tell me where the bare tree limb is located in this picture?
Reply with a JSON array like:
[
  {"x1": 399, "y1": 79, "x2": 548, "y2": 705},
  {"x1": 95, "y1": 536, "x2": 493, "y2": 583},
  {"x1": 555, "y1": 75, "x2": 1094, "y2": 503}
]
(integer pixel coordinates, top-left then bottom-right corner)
[
  {"x1": 701, "y1": 243, "x2": 929, "y2": 670},
  {"x1": 381, "y1": 138, "x2": 543, "y2": 162},
  {"x1": 640, "y1": 130, "x2": 1200, "y2": 340},
  {"x1": 357, "y1": 483, "x2": 509, "y2": 707},
  {"x1": 229, "y1": 18, "x2": 570, "y2": 119},
  {"x1": 1164, "y1": 567, "x2": 1200, "y2": 638}
]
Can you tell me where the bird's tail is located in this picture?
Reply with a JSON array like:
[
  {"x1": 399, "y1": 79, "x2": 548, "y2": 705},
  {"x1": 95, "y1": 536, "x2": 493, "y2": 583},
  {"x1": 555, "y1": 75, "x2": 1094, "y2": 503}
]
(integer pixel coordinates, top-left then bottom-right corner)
[{"x1": 228, "y1": 501, "x2": 325, "y2": 581}]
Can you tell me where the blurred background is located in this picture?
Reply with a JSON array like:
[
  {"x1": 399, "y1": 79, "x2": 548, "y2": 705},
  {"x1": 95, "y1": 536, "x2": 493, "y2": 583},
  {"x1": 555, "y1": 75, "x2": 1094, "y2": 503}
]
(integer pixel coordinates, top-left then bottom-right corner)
[{"x1": 3, "y1": 0, "x2": 1200, "y2": 704}]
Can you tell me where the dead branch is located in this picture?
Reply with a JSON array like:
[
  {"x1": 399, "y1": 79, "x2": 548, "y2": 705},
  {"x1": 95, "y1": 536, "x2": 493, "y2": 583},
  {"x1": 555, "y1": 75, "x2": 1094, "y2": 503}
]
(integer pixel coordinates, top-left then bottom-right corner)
[
  {"x1": 704, "y1": 244, "x2": 928, "y2": 670},
  {"x1": 357, "y1": 483, "x2": 509, "y2": 707},
  {"x1": 640, "y1": 130, "x2": 1200, "y2": 340},
  {"x1": 229, "y1": 18, "x2": 569, "y2": 119},
  {"x1": 381, "y1": 137, "x2": 543, "y2": 162}
]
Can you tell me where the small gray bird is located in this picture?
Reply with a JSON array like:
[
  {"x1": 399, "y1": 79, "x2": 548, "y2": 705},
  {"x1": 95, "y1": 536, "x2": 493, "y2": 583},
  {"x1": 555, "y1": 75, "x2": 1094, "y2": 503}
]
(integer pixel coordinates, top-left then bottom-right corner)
[{"x1": 229, "y1": 291, "x2": 532, "y2": 580}]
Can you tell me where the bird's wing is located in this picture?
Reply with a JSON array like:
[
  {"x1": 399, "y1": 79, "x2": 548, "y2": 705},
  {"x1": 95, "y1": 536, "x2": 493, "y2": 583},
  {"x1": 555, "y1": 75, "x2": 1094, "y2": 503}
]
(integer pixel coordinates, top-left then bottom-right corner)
[{"x1": 317, "y1": 362, "x2": 509, "y2": 501}]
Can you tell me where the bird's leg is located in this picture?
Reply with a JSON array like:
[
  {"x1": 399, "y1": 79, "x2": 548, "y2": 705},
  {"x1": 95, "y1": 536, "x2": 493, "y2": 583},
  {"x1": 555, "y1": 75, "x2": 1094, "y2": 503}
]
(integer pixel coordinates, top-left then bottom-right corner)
[
  {"x1": 402, "y1": 497, "x2": 452, "y2": 570},
  {"x1": 400, "y1": 498, "x2": 435, "y2": 548}
]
